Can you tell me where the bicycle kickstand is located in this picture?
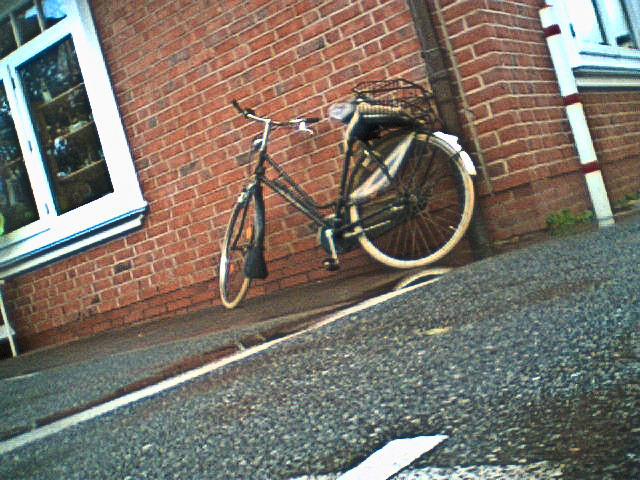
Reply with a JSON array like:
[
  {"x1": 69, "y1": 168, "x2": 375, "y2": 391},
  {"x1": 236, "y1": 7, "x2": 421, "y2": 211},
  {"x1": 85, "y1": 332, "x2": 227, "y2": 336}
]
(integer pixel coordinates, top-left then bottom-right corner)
[{"x1": 322, "y1": 229, "x2": 340, "y2": 271}]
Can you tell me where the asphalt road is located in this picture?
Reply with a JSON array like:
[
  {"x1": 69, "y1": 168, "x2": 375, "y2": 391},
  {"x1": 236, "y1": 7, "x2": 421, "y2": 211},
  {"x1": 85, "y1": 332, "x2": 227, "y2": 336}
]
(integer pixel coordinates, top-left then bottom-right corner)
[{"x1": 0, "y1": 218, "x2": 638, "y2": 479}]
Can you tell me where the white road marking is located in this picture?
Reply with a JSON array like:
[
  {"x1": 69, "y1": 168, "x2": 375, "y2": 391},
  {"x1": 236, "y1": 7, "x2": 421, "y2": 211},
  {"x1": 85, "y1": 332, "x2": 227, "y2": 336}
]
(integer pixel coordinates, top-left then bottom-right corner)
[
  {"x1": 393, "y1": 268, "x2": 451, "y2": 291},
  {"x1": 0, "y1": 280, "x2": 433, "y2": 455},
  {"x1": 289, "y1": 461, "x2": 563, "y2": 480},
  {"x1": 337, "y1": 436, "x2": 448, "y2": 480},
  {"x1": 1, "y1": 371, "x2": 39, "y2": 382}
]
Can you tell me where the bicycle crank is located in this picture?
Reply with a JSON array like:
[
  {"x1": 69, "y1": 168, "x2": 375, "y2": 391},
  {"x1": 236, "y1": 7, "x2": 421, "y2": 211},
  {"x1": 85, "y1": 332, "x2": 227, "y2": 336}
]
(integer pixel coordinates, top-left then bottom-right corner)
[{"x1": 321, "y1": 229, "x2": 340, "y2": 271}]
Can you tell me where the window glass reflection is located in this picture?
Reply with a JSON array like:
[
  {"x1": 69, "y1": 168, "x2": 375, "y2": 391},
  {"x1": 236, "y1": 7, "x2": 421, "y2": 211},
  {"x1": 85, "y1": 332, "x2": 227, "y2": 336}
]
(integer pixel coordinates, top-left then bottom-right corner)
[
  {"x1": 18, "y1": 36, "x2": 112, "y2": 215},
  {"x1": 0, "y1": 0, "x2": 67, "y2": 59},
  {"x1": 0, "y1": 82, "x2": 39, "y2": 234},
  {"x1": 14, "y1": 2, "x2": 42, "y2": 45},
  {"x1": 602, "y1": 0, "x2": 635, "y2": 47},
  {"x1": 569, "y1": 0, "x2": 606, "y2": 44},
  {"x1": 0, "y1": 17, "x2": 17, "y2": 58}
]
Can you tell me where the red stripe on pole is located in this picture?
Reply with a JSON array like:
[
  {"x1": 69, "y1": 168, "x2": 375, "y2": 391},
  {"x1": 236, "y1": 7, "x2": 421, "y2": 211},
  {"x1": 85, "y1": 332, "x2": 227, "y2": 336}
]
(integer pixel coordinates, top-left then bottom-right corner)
[
  {"x1": 582, "y1": 162, "x2": 600, "y2": 174},
  {"x1": 563, "y1": 93, "x2": 581, "y2": 106},
  {"x1": 543, "y1": 24, "x2": 561, "y2": 37}
]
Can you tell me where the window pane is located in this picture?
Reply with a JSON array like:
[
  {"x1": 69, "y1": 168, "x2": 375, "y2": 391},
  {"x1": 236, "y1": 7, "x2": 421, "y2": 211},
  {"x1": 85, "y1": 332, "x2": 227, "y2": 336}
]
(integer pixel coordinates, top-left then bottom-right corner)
[
  {"x1": 13, "y1": 2, "x2": 43, "y2": 46},
  {"x1": 602, "y1": 0, "x2": 635, "y2": 47},
  {"x1": 18, "y1": 36, "x2": 113, "y2": 215},
  {"x1": 41, "y1": 0, "x2": 68, "y2": 27},
  {"x1": 0, "y1": 81, "x2": 39, "y2": 234},
  {"x1": 0, "y1": 1, "x2": 67, "y2": 59},
  {"x1": 0, "y1": 17, "x2": 17, "y2": 58},
  {"x1": 569, "y1": 0, "x2": 606, "y2": 44}
]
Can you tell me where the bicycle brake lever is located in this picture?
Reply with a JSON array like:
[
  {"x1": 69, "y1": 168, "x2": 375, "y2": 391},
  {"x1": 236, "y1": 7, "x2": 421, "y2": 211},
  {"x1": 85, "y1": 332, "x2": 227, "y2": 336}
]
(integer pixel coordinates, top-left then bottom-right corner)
[
  {"x1": 293, "y1": 117, "x2": 318, "y2": 134},
  {"x1": 297, "y1": 121, "x2": 314, "y2": 135}
]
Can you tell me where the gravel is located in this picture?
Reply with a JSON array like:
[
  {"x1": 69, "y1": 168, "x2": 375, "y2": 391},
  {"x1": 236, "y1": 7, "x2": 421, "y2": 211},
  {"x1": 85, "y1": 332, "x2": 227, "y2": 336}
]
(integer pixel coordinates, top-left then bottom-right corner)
[{"x1": 0, "y1": 218, "x2": 638, "y2": 479}]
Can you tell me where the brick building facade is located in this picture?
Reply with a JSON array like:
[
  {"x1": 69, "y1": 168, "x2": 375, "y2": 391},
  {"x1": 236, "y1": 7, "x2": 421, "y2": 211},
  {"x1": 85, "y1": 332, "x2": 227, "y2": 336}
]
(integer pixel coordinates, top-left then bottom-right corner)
[{"x1": 1, "y1": 0, "x2": 638, "y2": 353}]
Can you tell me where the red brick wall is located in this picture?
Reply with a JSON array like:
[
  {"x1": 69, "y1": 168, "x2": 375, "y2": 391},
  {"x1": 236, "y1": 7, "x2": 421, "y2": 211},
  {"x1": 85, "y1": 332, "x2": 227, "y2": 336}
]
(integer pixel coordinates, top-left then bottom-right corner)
[
  {"x1": 431, "y1": 0, "x2": 592, "y2": 240},
  {"x1": 5, "y1": 0, "x2": 431, "y2": 350},
  {"x1": 581, "y1": 90, "x2": 640, "y2": 205}
]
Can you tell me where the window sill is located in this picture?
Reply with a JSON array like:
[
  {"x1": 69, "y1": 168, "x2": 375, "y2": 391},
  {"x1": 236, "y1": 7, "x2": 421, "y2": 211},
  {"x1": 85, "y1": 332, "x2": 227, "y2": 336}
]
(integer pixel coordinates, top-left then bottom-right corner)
[
  {"x1": 0, "y1": 200, "x2": 147, "y2": 278},
  {"x1": 574, "y1": 64, "x2": 640, "y2": 88}
]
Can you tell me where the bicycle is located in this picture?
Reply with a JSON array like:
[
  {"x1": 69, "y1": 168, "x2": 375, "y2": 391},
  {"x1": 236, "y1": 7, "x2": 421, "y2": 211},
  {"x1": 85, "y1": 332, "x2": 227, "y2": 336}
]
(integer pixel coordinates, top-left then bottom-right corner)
[{"x1": 219, "y1": 79, "x2": 477, "y2": 308}]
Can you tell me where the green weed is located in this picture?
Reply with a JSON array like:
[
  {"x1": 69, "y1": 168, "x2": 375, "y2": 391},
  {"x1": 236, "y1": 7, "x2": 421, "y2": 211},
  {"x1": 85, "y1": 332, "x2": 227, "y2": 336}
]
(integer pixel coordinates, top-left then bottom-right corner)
[{"x1": 547, "y1": 208, "x2": 594, "y2": 235}]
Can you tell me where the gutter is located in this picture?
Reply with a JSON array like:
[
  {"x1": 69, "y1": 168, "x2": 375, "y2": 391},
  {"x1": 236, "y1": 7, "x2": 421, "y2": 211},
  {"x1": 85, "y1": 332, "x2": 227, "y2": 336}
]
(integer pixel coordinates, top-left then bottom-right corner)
[
  {"x1": 407, "y1": 0, "x2": 493, "y2": 260},
  {"x1": 539, "y1": 3, "x2": 615, "y2": 227}
]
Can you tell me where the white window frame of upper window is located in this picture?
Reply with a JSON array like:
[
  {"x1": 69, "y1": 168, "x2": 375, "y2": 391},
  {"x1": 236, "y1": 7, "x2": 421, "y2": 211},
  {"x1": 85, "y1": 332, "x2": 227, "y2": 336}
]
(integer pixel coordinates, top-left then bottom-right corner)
[
  {"x1": 0, "y1": 0, "x2": 146, "y2": 278},
  {"x1": 551, "y1": 0, "x2": 640, "y2": 88}
]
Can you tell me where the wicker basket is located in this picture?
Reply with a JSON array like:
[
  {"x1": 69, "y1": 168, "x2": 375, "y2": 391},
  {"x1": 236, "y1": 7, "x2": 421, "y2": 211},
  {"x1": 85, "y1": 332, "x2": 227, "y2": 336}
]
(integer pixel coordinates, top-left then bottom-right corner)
[{"x1": 353, "y1": 79, "x2": 438, "y2": 127}]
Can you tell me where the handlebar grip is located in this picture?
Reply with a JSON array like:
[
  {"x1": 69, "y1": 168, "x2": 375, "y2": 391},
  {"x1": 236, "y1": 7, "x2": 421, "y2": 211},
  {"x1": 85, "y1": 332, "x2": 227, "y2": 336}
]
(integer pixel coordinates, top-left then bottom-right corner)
[
  {"x1": 232, "y1": 99, "x2": 256, "y2": 117},
  {"x1": 305, "y1": 117, "x2": 320, "y2": 124}
]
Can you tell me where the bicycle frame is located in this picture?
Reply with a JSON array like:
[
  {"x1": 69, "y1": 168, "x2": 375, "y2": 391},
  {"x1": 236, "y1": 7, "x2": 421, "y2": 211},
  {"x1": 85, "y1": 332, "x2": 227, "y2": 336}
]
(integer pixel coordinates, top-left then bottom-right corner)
[
  {"x1": 230, "y1": 98, "x2": 475, "y2": 276},
  {"x1": 241, "y1": 114, "x2": 336, "y2": 217},
  {"x1": 245, "y1": 125, "x2": 393, "y2": 244}
]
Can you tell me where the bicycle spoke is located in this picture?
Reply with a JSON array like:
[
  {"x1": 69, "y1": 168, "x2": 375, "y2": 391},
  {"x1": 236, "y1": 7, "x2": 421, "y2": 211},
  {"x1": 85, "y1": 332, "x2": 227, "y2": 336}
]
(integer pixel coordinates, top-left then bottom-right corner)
[
  {"x1": 405, "y1": 218, "x2": 431, "y2": 259},
  {"x1": 418, "y1": 207, "x2": 461, "y2": 245},
  {"x1": 349, "y1": 129, "x2": 474, "y2": 268},
  {"x1": 416, "y1": 212, "x2": 449, "y2": 248},
  {"x1": 407, "y1": 138, "x2": 433, "y2": 190},
  {"x1": 410, "y1": 217, "x2": 433, "y2": 257}
]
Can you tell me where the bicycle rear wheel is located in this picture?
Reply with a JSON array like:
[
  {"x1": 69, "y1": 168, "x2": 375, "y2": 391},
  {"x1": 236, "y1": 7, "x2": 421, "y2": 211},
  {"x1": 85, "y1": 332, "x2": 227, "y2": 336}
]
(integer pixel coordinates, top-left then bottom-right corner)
[
  {"x1": 219, "y1": 190, "x2": 255, "y2": 308},
  {"x1": 348, "y1": 130, "x2": 474, "y2": 268}
]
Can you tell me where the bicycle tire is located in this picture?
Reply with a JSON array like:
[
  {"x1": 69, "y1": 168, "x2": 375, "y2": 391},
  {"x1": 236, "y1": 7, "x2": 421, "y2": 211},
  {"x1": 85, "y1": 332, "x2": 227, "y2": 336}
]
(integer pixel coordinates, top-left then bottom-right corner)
[
  {"x1": 348, "y1": 129, "x2": 474, "y2": 269},
  {"x1": 219, "y1": 190, "x2": 255, "y2": 308}
]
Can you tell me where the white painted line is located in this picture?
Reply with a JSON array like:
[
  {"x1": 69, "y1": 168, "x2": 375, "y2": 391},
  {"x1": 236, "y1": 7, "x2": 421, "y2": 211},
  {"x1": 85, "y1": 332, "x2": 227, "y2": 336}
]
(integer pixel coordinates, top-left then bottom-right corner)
[
  {"x1": 1, "y1": 372, "x2": 39, "y2": 382},
  {"x1": 393, "y1": 268, "x2": 451, "y2": 291},
  {"x1": 289, "y1": 476, "x2": 338, "y2": 480},
  {"x1": 0, "y1": 336, "x2": 288, "y2": 455},
  {"x1": 0, "y1": 281, "x2": 432, "y2": 456},
  {"x1": 337, "y1": 436, "x2": 448, "y2": 480}
]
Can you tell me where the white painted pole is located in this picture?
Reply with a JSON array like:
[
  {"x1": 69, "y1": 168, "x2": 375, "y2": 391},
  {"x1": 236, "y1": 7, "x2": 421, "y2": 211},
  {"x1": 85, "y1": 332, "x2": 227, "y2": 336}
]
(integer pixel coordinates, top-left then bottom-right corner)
[
  {"x1": 0, "y1": 280, "x2": 17, "y2": 357},
  {"x1": 539, "y1": 4, "x2": 614, "y2": 227}
]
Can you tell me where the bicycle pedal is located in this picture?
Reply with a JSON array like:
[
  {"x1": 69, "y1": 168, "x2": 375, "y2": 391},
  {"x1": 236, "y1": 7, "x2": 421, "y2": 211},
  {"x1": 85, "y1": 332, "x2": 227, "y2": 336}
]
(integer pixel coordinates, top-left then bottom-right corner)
[{"x1": 323, "y1": 258, "x2": 340, "y2": 271}]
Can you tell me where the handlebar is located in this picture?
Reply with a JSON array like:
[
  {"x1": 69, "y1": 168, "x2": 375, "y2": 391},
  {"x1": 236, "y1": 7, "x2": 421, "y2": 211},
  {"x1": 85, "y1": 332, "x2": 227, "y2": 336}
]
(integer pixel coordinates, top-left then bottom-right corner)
[
  {"x1": 231, "y1": 99, "x2": 319, "y2": 127},
  {"x1": 232, "y1": 99, "x2": 255, "y2": 118}
]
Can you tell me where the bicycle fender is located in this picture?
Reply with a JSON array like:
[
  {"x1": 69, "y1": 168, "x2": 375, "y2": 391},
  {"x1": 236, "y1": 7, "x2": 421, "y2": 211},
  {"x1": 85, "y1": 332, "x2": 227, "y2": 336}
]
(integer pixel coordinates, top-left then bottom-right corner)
[{"x1": 432, "y1": 132, "x2": 477, "y2": 176}]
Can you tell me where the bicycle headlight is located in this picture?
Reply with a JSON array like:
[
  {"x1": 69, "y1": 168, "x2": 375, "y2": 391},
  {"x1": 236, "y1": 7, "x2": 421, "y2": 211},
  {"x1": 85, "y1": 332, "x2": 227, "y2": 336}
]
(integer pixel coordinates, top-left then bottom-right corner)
[{"x1": 329, "y1": 102, "x2": 355, "y2": 123}]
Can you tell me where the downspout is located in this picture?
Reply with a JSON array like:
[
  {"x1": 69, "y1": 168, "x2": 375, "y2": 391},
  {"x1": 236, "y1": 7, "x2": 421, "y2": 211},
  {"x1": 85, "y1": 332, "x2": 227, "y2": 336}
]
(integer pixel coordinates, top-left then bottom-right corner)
[
  {"x1": 407, "y1": 0, "x2": 493, "y2": 260},
  {"x1": 539, "y1": 3, "x2": 615, "y2": 227}
]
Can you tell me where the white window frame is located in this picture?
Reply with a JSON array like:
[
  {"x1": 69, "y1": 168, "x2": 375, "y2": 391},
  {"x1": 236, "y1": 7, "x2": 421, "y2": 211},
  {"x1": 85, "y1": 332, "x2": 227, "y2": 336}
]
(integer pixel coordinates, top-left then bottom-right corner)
[
  {"x1": 0, "y1": 0, "x2": 146, "y2": 277},
  {"x1": 552, "y1": 0, "x2": 640, "y2": 88}
]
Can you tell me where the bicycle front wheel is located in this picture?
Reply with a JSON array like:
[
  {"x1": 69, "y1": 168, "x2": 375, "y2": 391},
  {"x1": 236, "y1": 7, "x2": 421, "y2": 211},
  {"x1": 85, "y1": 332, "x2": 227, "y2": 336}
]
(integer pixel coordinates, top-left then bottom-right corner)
[
  {"x1": 348, "y1": 130, "x2": 475, "y2": 269},
  {"x1": 219, "y1": 190, "x2": 255, "y2": 308}
]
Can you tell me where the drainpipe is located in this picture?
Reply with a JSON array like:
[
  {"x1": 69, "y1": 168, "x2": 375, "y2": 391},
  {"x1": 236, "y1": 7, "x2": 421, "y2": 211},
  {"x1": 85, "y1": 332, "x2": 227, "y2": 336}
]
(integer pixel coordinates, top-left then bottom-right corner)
[
  {"x1": 407, "y1": 0, "x2": 493, "y2": 260},
  {"x1": 539, "y1": 3, "x2": 615, "y2": 227}
]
